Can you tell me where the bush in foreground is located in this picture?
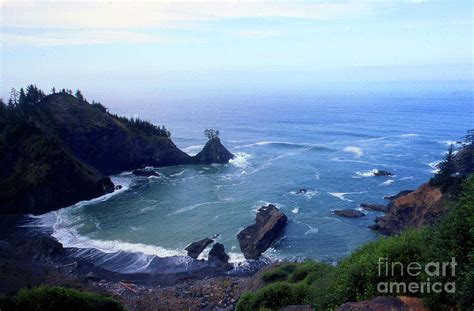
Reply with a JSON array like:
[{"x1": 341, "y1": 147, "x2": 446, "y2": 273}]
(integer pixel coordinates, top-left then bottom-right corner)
[{"x1": 0, "y1": 286, "x2": 124, "y2": 311}]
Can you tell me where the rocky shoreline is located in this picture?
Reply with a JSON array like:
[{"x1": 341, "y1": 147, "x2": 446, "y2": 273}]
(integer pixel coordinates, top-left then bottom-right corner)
[{"x1": 0, "y1": 217, "x2": 272, "y2": 310}]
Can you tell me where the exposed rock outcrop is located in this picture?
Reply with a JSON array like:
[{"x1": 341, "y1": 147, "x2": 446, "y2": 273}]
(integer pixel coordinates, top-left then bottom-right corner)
[
  {"x1": 333, "y1": 209, "x2": 365, "y2": 218},
  {"x1": 185, "y1": 238, "x2": 214, "y2": 259},
  {"x1": 370, "y1": 183, "x2": 445, "y2": 235},
  {"x1": 360, "y1": 203, "x2": 389, "y2": 212},
  {"x1": 237, "y1": 204, "x2": 287, "y2": 260},
  {"x1": 208, "y1": 243, "x2": 231, "y2": 270},
  {"x1": 192, "y1": 137, "x2": 234, "y2": 165},
  {"x1": 374, "y1": 170, "x2": 393, "y2": 177}
]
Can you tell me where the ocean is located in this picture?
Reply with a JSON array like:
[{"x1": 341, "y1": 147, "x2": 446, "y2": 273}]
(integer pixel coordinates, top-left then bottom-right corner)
[{"x1": 28, "y1": 82, "x2": 473, "y2": 272}]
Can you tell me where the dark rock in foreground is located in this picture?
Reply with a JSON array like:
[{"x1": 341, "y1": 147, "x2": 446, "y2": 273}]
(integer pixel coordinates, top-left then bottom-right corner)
[
  {"x1": 360, "y1": 203, "x2": 389, "y2": 213},
  {"x1": 132, "y1": 169, "x2": 160, "y2": 177},
  {"x1": 374, "y1": 170, "x2": 393, "y2": 177},
  {"x1": 237, "y1": 204, "x2": 287, "y2": 260},
  {"x1": 192, "y1": 137, "x2": 234, "y2": 165},
  {"x1": 333, "y1": 209, "x2": 365, "y2": 218},
  {"x1": 208, "y1": 243, "x2": 231, "y2": 270},
  {"x1": 185, "y1": 238, "x2": 214, "y2": 259}
]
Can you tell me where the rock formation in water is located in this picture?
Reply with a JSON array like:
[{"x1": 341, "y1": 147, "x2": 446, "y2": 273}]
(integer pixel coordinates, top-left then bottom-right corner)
[
  {"x1": 333, "y1": 209, "x2": 365, "y2": 218},
  {"x1": 192, "y1": 137, "x2": 234, "y2": 165},
  {"x1": 237, "y1": 204, "x2": 287, "y2": 260},
  {"x1": 0, "y1": 86, "x2": 234, "y2": 215},
  {"x1": 208, "y1": 243, "x2": 231, "y2": 270},
  {"x1": 373, "y1": 170, "x2": 393, "y2": 177},
  {"x1": 185, "y1": 237, "x2": 214, "y2": 259}
]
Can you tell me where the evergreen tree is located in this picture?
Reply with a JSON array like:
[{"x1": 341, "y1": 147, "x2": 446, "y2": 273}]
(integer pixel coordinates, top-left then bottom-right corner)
[
  {"x1": 18, "y1": 88, "x2": 26, "y2": 106},
  {"x1": 9, "y1": 88, "x2": 18, "y2": 105},
  {"x1": 75, "y1": 90, "x2": 84, "y2": 101},
  {"x1": 432, "y1": 144, "x2": 457, "y2": 186},
  {"x1": 51, "y1": 87, "x2": 56, "y2": 94}
]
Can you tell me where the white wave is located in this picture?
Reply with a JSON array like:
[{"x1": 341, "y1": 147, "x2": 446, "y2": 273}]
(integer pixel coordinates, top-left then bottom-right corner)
[
  {"x1": 401, "y1": 133, "x2": 419, "y2": 138},
  {"x1": 290, "y1": 190, "x2": 318, "y2": 199},
  {"x1": 382, "y1": 179, "x2": 394, "y2": 186},
  {"x1": 297, "y1": 222, "x2": 319, "y2": 235},
  {"x1": 170, "y1": 170, "x2": 187, "y2": 177},
  {"x1": 129, "y1": 226, "x2": 142, "y2": 231},
  {"x1": 439, "y1": 140, "x2": 461, "y2": 146},
  {"x1": 400, "y1": 176, "x2": 414, "y2": 180},
  {"x1": 342, "y1": 146, "x2": 363, "y2": 158},
  {"x1": 428, "y1": 160, "x2": 442, "y2": 173},
  {"x1": 139, "y1": 206, "x2": 155, "y2": 213},
  {"x1": 328, "y1": 191, "x2": 365, "y2": 202},
  {"x1": 172, "y1": 201, "x2": 221, "y2": 214},
  {"x1": 229, "y1": 152, "x2": 251, "y2": 169},
  {"x1": 291, "y1": 207, "x2": 299, "y2": 214},
  {"x1": 356, "y1": 169, "x2": 379, "y2": 177},
  {"x1": 183, "y1": 144, "x2": 204, "y2": 156},
  {"x1": 331, "y1": 157, "x2": 389, "y2": 167}
]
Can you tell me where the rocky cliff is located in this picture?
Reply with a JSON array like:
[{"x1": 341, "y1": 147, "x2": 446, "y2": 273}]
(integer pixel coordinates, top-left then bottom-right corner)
[
  {"x1": 371, "y1": 141, "x2": 473, "y2": 235},
  {"x1": 0, "y1": 89, "x2": 234, "y2": 215},
  {"x1": 370, "y1": 184, "x2": 445, "y2": 235}
]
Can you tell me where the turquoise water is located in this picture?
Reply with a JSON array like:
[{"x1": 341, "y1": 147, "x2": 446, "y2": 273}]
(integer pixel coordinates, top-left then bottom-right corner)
[{"x1": 46, "y1": 84, "x2": 473, "y2": 265}]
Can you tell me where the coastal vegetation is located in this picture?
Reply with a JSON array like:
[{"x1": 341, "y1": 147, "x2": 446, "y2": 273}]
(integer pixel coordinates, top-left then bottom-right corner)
[{"x1": 0, "y1": 286, "x2": 124, "y2": 311}]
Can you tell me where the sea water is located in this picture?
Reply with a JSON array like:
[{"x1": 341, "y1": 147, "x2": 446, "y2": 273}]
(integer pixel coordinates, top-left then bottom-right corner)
[{"x1": 36, "y1": 82, "x2": 473, "y2": 267}]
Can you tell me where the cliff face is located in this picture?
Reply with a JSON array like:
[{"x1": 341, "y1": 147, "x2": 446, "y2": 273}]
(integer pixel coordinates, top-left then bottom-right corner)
[
  {"x1": 32, "y1": 94, "x2": 192, "y2": 175},
  {"x1": 371, "y1": 184, "x2": 445, "y2": 235},
  {"x1": 192, "y1": 137, "x2": 234, "y2": 165},
  {"x1": 0, "y1": 121, "x2": 114, "y2": 215},
  {"x1": 371, "y1": 142, "x2": 474, "y2": 235}
]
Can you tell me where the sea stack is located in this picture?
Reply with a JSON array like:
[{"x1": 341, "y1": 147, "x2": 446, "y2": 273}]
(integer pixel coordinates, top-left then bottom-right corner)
[
  {"x1": 237, "y1": 204, "x2": 287, "y2": 260},
  {"x1": 192, "y1": 137, "x2": 234, "y2": 165}
]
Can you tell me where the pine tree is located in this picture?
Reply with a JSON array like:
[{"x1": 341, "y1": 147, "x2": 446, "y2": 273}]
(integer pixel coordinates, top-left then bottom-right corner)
[
  {"x1": 75, "y1": 90, "x2": 84, "y2": 101},
  {"x1": 432, "y1": 144, "x2": 457, "y2": 186}
]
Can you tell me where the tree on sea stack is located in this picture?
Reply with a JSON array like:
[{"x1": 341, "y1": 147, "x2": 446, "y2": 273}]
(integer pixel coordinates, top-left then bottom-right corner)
[{"x1": 204, "y1": 128, "x2": 220, "y2": 140}]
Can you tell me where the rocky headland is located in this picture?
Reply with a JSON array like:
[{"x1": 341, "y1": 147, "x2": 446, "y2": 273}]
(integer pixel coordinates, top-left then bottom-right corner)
[{"x1": 0, "y1": 87, "x2": 234, "y2": 215}]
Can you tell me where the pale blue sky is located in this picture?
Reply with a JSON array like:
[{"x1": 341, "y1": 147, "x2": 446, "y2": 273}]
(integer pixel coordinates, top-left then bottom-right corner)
[{"x1": 1, "y1": 0, "x2": 472, "y2": 104}]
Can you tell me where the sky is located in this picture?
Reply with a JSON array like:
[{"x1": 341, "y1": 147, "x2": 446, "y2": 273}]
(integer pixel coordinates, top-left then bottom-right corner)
[{"x1": 1, "y1": 0, "x2": 473, "y2": 105}]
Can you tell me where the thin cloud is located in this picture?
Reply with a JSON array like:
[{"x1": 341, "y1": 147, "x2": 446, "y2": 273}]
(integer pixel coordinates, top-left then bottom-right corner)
[{"x1": 2, "y1": 30, "x2": 163, "y2": 46}]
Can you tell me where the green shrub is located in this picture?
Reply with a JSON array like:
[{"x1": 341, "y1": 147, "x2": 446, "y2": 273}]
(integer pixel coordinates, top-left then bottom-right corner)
[
  {"x1": 0, "y1": 286, "x2": 124, "y2": 311},
  {"x1": 262, "y1": 269, "x2": 290, "y2": 283}
]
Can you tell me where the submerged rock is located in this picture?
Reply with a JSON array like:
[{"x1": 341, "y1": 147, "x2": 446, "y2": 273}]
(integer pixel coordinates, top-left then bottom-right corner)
[
  {"x1": 185, "y1": 238, "x2": 214, "y2": 259},
  {"x1": 115, "y1": 185, "x2": 123, "y2": 190},
  {"x1": 132, "y1": 169, "x2": 159, "y2": 177},
  {"x1": 333, "y1": 209, "x2": 365, "y2": 218},
  {"x1": 208, "y1": 243, "x2": 231, "y2": 269},
  {"x1": 374, "y1": 170, "x2": 393, "y2": 177},
  {"x1": 360, "y1": 203, "x2": 389, "y2": 213},
  {"x1": 237, "y1": 204, "x2": 287, "y2": 260},
  {"x1": 297, "y1": 189, "x2": 307, "y2": 194},
  {"x1": 192, "y1": 137, "x2": 234, "y2": 165}
]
